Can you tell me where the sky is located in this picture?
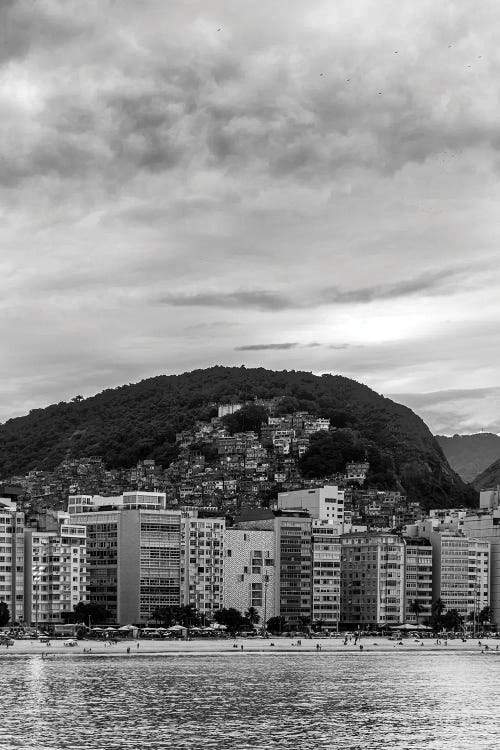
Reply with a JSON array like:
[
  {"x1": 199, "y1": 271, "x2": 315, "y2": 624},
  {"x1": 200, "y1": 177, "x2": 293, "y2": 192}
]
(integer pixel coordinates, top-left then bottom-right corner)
[{"x1": 1, "y1": 0, "x2": 500, "y2": 435}]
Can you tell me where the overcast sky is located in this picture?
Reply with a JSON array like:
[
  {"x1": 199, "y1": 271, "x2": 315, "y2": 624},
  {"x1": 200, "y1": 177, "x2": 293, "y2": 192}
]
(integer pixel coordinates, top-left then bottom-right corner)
[{"x1": 1, "y1": 0, "x2": 499, "y2": 435}]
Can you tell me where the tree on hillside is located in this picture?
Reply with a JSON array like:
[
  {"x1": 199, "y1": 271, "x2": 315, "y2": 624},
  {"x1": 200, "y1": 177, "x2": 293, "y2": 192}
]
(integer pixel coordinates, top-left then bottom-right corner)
[
  {"x1": 222, "y1": 405, "x2": 269, "y2": 436},
  {"x1": 0, "y1": 601, "x2": 10, "y2": 627}
]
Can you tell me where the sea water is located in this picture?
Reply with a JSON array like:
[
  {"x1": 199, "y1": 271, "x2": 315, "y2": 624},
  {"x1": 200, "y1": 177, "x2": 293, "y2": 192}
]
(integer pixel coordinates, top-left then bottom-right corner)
[{"x1": 1, "y1": 652, "x2": 498, "y2": 749}]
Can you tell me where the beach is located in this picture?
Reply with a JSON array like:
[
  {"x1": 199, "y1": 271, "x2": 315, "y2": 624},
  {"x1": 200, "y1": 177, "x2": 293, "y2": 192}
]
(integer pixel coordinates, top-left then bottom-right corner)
[{"x1": 1, "y1": 635, "x2": 498, "y2": 657}]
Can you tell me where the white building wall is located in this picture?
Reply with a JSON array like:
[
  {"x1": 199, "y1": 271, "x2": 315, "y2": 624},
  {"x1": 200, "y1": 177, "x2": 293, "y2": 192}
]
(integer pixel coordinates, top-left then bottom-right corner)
[{"x1": 277, "y1": 485, "x2": 345, "y2": 523}]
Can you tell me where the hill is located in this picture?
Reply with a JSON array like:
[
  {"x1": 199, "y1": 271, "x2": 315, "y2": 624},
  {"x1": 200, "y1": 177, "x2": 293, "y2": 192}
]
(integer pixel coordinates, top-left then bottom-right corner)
[
  {"x1": 435, "y1": 433, "x2": 500, "y2": 483},
  {"x1": 0, "y1": 366, "x2": 476, "y2": 508},
  {"x1": 472, "y1": 458, "x2": 500, "y2": 491}
]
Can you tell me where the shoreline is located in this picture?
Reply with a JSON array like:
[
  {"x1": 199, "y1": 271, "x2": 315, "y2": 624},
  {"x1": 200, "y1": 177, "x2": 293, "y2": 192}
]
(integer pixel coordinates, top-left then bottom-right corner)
[{"x1": 1, "y1": 636, "x2": 498, "y2": 658}]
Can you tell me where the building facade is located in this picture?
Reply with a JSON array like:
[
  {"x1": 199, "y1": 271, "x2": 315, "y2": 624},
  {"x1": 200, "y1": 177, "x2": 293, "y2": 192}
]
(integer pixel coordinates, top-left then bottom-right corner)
[
  {"x1": 403, "y1": 537, "x2": 433, "y2": 625},
  {"x1": 341, "y1": 532, "x2": 405, "y2": 628},
  {"x1": 274, "y1": 511, "x2": 312, "y2": 628},
  {"x1": 311, "y1": 520, "x2": 342, "y2": 628},
  {"x1": 24, "y1": 514, "x2": 87, "y2": 626},
  {"x1": 0, "y1": 498, "x2": 25, "y2": 624},
  {"x1": 223, "y1": 527, "x2": 276, "y2": 625},
  {"x1": 181, "y1": 515, "x2": 225, "y2": 620},
  {"x1": 277, "y1": 485, "x2": 345, "y2": 524}
]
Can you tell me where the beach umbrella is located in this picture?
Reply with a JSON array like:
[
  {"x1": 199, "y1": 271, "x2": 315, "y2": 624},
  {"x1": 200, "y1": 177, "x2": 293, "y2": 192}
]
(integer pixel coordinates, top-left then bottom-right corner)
[
  {"x1": 91, "y1": 627, "x2": 105, "y2": 632},
  {"x1": 167, "y1": 625, "x2": 187, "y2": 631},
  {"x1": 118, "y1": 625, "x2": 134, "y2": 631},
  {"x1": 390, "y1": 624, "x2": 417, "y2": 631}
]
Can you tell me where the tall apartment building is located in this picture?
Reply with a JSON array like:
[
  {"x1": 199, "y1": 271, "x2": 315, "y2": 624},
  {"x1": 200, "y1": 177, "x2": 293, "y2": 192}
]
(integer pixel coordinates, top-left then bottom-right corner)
[
  {"x1": 70, "y1": 492, "x2": 184, "y2": 623},
  {"x1": 181, "y1": 516, "x2": 225, "y2": 620},
  {"x1": 311, "y1": 520, "x2": 341, "y2": 628},
  {"x1": 274, "y1": 511, "x2": 312, "y2": 628},
  {"x1": 458, "y1": 491, "x2": 500, "y2": 623},
  {"x1": 406, "y1": 518, "x2": 490, "y2": 621},
  {"x1": 341, "y1": 532, "x2": 405, "y2": 628},
  {"x1": 0, "y1": 498, "x2": 25, "y2": 624},
  {"x1": 277, "y1": 485, "x2": 345, "y2": 524},
  {"x1": 403, "y1": 537, "x2": 433, "y2": 625},
  {"x1": 24, "y1": 513, "x2": 87, "y2": 626},
  {"x1": 223, "y1": 527, "x2": 276, "y2": 625}
]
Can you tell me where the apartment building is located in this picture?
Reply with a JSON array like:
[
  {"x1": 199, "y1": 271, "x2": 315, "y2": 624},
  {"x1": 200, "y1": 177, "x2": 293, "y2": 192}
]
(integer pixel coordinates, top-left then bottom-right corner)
[
  {"x1": 403, "y1": 537, "x2": 433, "y2": 624},
  {"x1": 277, "y1": 485, "x2": 345, "y2": 525},
  {"x1": 311, "y1": 520, "x2": 341, "y2": 628},
  {"x1": 340, "y1": 532, "x2": 405, "y2": 628},
  {"x1": 0, "y1": 498, "x2": 25, "y2": 624},
  {"x1": 407, "y1": 518, "x2": 490, "y2": 621},
  {"x1": 223, "y1": 527, "x2": 276, "y2": 625},
  {"x1": 181, "y1": 516, "x2": 225, "y2": 620},
  {"x1": 70, "y1": 492, "x2": 184, "y2": 623},
  {"x1": 24, "y1": 512, "x2": 87, "y2": 626},
  {"x1": 274, "y1": 511, "x2": 312, "y2": 628}
]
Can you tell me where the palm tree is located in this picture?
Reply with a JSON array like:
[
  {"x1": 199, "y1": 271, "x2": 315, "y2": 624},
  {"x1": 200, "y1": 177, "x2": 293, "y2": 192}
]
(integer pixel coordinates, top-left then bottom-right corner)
[
  {"x1": 409, "y1": 599, "x2": 424, "y2": 626},
  {"x1": 245, "y1": 607, "x2": 260, "y2": 627},
  {"x1": 431, "y1": 598, "x2": 445, "y2": 631}
]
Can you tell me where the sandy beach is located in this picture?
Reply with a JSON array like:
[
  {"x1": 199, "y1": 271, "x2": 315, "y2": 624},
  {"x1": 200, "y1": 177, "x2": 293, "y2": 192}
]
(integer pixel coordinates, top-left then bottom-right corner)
[{"x1": 1, "y1": 636, "x2": 499, "y2": 657}]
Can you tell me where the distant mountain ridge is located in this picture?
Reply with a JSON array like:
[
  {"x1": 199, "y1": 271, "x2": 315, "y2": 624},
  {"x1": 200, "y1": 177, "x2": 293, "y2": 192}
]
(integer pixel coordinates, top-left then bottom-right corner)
[
  {"x1": 472, "y1": 458, "x2": 500, "y2": 491},
  {"x1": 435, "y1": 433, "x2": 500, "y2": 483},
  {"x1": 0, "y1": 366, "x2": 476, "y2": 508}
]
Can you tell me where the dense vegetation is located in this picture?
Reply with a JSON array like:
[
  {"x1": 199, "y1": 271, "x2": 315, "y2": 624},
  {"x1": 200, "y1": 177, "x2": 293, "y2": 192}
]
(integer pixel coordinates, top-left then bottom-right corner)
[
  {"x1": 0, "y1": 366, "x2": 476, "y2": 507},
  {"x1": 436, "y1": 433, "x2": 500, "y2": 483}
]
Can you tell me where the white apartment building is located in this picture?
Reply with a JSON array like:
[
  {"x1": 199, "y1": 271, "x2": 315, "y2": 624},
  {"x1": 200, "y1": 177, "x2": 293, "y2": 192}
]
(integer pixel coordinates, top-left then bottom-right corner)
[
  {"x1": 341, "y1": 532, "x2": 405, "y2": 628},
  {"x1": 403, "y1": 537, "x2": 433, "y2": 624},
  {"x1": 181, "y1": 516, "x2": 225, "y2": 620},
  {"x1": 277, "y1": 485, "x2": 345, "y2": 525},
  {"x1": 407, "y1": 518, "x2": 490, "y2": 621},
  {"x1": 223, "y1": 527, "x2": 276, "y2": 625},
  {"x1": 24, "y1": 514, "x2": 87, "y2": 626},
  {"x1": 0, "y1": 498, "x2": 24, "y2": 624},
  {"x1": 461, "y1": 509, "x2": 500, "y2": 623},
  {"x1": 311, "y1": 520, "x2": 341, "y2": 628}
]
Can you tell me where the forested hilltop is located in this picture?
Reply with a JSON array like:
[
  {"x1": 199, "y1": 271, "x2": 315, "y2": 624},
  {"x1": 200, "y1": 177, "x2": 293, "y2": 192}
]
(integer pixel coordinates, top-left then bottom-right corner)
[{"x1": 0, "y1": 366, "x2": 476, "y2": 507}]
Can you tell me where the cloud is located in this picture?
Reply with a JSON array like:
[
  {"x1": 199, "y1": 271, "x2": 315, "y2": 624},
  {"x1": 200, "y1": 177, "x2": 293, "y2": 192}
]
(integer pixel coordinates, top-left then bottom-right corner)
[
  {"x1": 159, "y1": 266, "x2": 471, "y2": 312},
  {"x1": 235, "y1": 342, "x2": 298, "y2": 351},
  {"x1": 0, "y1": 0, "x2": 499, "y2": 431},
  {"x1": 389, "y1": 387, "x2": 500, "y2": 435},
  {"x1": 320, "y1": 269, "x2": 458, "y2": 304},
  {"x1": 160, "y1": 290, "x2": 293, "y2": 311}
]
